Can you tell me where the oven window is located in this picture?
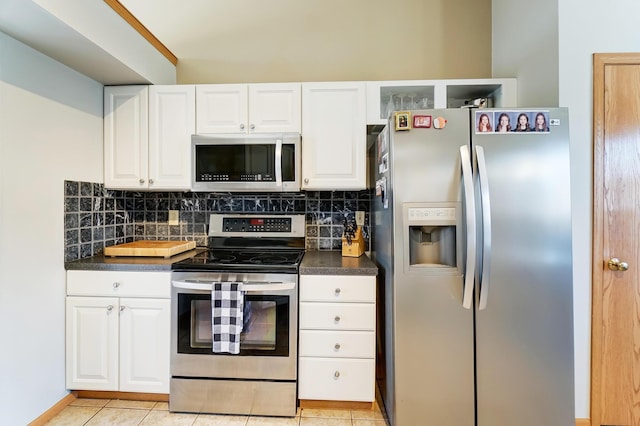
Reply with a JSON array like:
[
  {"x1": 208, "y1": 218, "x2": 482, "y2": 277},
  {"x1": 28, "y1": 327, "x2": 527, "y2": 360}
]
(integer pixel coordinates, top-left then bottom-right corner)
[{"x1": 177, "y1": 293, "x2": 290, "y2": 356}]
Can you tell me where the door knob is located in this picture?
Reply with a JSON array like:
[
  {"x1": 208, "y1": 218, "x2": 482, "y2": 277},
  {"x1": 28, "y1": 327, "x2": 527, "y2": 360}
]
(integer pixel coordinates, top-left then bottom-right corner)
[{"x1": 608, "y1": 258, "x2": 629, "y2": 272}]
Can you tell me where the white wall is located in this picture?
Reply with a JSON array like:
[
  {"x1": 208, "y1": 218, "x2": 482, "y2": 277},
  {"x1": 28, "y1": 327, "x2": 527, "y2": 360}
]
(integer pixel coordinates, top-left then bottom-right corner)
[
  {"x1": 558, "y1": 0, "x2": 640, "y2": 419},
  {"x1": 492, "y1": 0, "x2": 559, "y2": 107},
  {"x1": 0, "y1": 31, "x2": 103, "y2": 424}
]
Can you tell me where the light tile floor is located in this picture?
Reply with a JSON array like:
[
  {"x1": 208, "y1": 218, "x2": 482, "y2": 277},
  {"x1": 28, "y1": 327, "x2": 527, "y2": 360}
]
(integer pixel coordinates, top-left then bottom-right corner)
[{"x1": 45, "y1": 398, "x2": 389, "y2": 425}]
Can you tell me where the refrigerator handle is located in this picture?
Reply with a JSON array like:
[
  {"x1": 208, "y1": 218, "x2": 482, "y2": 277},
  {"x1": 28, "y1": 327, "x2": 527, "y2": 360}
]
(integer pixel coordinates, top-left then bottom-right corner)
[
  {"x1": 475, "y1": 146, "x2": 492, "y2": 310},
  {"x1": 459, "y1": 145, "x2": 476, "y2": 310}
]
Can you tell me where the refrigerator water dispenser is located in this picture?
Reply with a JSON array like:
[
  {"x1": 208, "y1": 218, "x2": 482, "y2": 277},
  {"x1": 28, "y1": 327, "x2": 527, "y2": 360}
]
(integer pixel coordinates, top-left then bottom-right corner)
[
  {"x1": 403, "y1": 202, "x2": 461, "y2": 273},
  {"x1": 408, "y1": 225, "x2": 456, "y2": 267}
]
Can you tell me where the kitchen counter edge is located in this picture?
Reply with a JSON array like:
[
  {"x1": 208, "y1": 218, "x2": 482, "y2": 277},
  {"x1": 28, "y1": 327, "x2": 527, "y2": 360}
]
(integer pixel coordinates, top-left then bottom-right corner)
[
  {"x1": 64, "y1": 248, "x2": 207, "y2": 272},
  {"x1": 299, "y1": 251, "x2": 378, "y2": 276}
]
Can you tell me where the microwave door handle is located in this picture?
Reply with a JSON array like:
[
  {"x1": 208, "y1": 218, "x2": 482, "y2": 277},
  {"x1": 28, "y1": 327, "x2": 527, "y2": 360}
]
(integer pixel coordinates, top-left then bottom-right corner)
[{"x1": 275, "y1": 139, "x2": 283, "y2": 187}]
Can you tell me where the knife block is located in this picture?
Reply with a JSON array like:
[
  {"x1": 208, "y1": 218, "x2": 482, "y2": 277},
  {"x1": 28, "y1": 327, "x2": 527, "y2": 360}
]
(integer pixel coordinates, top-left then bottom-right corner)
[{"x1": 342, "y1": 226, "x2": 365, "y2": 257}]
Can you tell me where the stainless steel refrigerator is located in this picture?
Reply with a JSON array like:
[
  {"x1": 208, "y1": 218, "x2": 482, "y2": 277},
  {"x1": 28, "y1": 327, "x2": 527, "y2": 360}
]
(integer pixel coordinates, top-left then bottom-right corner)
[{"x1": 370, "y1": 108, "x2": 574, "y2": 426}]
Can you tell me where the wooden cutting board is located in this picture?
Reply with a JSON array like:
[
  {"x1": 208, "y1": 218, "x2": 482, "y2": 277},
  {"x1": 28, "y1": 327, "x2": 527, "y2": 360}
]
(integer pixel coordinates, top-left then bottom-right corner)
[{"x1": 104, "y1": 240, "x2": 196, "y2": 258}]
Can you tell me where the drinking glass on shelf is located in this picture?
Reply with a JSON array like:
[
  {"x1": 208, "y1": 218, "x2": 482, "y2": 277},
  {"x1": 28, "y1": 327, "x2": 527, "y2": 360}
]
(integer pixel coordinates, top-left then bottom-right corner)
[
  {"x1": 406, "y1": 93, "x2": 416, "y2": 110},
  {"x1": 385, "y1": 95, "x2": 395, "y2": 118}
]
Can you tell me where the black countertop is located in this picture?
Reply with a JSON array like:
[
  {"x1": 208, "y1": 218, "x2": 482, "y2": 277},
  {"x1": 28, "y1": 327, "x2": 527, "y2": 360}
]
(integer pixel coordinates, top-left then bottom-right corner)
[
  {"x1": 299, "y1": 251, "x2": 378, "y2": 276},
  {"x1": 65, "y1": 249, "x2": 378, "y2": 275}
]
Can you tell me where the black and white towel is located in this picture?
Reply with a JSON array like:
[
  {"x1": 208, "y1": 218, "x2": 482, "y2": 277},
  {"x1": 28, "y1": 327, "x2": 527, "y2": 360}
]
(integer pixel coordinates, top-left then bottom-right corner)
[{"x1": 212, "y1": 282, "x2": 244, "y2": 354}]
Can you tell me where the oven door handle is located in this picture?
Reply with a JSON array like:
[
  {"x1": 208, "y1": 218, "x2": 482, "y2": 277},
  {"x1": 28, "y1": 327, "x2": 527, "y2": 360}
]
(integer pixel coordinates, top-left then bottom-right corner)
[{"x1": 171, "y1": 280, "x2": 295, "y2": 292}]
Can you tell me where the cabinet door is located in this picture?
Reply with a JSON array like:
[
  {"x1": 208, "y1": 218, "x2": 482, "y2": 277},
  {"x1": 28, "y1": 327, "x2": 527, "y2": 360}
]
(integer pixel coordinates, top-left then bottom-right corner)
[
  {"x1": 301, "y1": 82, "x2": 367, "y2": 190},
  {"x1": 149, "y1": 85, "x2": 195, "y2": 190},
  {"x1": 196, "y1": 84, "x2": 248, "y2": 134},
  {"x1": 66, "y1": 296, "x2": 119, "y2": 391},
  {"x1": 104, "y1": 86, "x2": 149, "y2": 189},
  {"x1": 119, "y1": 298, "x2": 170, "y2": 393},
  {"x1": 249, "y1": 83, "x2": 301, "y2": 133}
]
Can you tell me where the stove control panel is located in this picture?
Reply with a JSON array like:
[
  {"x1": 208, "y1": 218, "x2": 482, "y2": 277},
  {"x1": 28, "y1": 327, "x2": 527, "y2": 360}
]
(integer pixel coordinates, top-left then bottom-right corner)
[{"x1": 222, "y1": 217, "x2": 291, "y2": 233}]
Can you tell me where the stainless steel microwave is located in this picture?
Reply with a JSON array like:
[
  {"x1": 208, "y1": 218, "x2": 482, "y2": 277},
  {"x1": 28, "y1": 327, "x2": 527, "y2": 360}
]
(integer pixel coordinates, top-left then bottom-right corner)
[{"x1": 191, "y1": 133, "x2": 301, "y2": 192}]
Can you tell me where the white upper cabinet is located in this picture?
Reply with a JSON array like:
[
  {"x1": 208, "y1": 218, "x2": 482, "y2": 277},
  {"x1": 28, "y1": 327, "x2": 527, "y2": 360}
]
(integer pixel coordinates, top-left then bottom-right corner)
[
  {"x1": 104, "y1": 85, "x2": 194, "y2": 190},
  {"x1": 196, "y1": 83, "x2": 301, "y2": 134},
  {"x1": 366, "y1": 78, "x2": 518, "y2": 125},
  {"x1": 104, "y1": 85, "x2": 149, "y2": 189},
  {"x1": 301, "y1": 82, "x2": 367, "y2": 190},
  {"x1": 148, "y1": 85, "x2": 195, "y2": 190}
]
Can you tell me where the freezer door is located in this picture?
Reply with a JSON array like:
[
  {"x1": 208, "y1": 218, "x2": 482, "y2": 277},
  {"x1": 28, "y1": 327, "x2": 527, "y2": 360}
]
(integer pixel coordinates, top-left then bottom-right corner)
[
  {"x1": 389, "y1": 109, "x2": 475, "y2": 426},
  {"x1": 472, "y1": 108, "x2": 574, "y2": 426}
]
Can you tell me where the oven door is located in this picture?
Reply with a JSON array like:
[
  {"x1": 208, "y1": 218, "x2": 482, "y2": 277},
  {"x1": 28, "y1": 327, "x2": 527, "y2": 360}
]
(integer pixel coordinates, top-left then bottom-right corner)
[
  {"x1": 191, "y1": 133, "x2": 301, "y2": 192},
  {"x1": 170, "y1": 272, "x2": 297, "y2": 381}
]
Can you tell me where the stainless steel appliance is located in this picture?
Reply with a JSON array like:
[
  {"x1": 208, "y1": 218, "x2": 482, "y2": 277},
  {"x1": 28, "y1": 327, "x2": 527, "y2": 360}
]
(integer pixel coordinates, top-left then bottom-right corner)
[
  {"x1": 191, "y1": 133, "x2": 301, "y2": 192},
  {"x1": 170, "y1": 214, "x2": 305, "y2": 417},
  {"x1": 371, "y1": 108, "x2": 574, "y2": 426}
]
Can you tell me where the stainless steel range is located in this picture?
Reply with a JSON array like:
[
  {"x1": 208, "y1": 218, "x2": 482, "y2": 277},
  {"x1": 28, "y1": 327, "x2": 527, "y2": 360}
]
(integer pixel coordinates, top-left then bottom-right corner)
[{"x1": 170, "y1": 214, "x2": 305, "y2": 417}]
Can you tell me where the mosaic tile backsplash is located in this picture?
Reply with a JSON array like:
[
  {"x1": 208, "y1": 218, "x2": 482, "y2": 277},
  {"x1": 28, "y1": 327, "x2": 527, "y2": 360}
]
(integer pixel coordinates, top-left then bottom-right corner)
[{"x1": 64, "y1": 181, "x2": 370, "y2": 262}]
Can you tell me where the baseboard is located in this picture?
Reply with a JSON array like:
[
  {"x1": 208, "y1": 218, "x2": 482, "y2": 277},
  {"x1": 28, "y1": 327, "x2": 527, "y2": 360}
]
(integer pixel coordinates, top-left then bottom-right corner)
[
  {"x1": 576, "y1": 419, "x2": 591, "y2": 426},
  {"x1": 299, "y1": 399, "x2": 374, "y2": 410},
  {"x1": 74, "y1": 390, "x2": 169, "y2": 402},
  {"x1": 28, "y1": 392, "x2": 77, "y2": 426}
]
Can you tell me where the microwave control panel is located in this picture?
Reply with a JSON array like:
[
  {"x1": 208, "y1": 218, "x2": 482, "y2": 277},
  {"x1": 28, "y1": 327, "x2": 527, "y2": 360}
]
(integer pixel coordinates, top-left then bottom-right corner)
[{"x1": 222, "y1": 217, "x2": 291, "y2": 233}]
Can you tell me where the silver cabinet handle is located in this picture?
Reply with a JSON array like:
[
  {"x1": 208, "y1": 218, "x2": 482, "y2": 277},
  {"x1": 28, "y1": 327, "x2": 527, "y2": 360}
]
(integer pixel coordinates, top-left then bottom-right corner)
[
  {"x1": 120, "y1": 305, "x2": 125, "y2": 312},
  {"x1": 240, "y1": 123, "x2": 245, "y2": 130},
  {"x1": 334, "y1": 343, "x2": 341, "y2": 350},
  {"x1": 334, "y1": 288, "x2": 341, "y2": 295},
  {"x1": 250, "y1": 124, "x2": 255, "y2": 130},
  {"x1": 334, "y1": 371, "x2": 340, "y2": 378},
  {"x1": 334, "y1": 316, "x2": 341, "y2": 323},
  {"x1": 139, "y1": 178, "x2": 145, "y2": 184},
  {"x1": 113, "y1": 282, "x2": 120, "y2": 288},
  {"x1": 304, "y1": 178, "x2": 309, "y2": 184},
  {"x1": 149, "y1": 179, "x2": 154, "y2": 185},
  {"x1": 106, "y1": 305, "x2": 113, "y2": 312}
]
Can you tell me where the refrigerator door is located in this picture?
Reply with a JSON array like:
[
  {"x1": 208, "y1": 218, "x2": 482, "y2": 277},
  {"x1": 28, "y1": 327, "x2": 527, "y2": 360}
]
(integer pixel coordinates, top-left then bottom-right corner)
[
  {"x1": 473, "y1": 108, "x2": 574, "y2": 426},
  {"x1": 386, "y1": 109, "x2": 475, "y2": 426}
]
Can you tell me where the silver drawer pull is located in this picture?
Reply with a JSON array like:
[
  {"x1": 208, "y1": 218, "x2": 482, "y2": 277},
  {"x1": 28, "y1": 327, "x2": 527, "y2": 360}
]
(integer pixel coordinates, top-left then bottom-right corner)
[
  {"x1": 334, "y1": 343, "x2": 341, "y2": 350},
  {"x1": 106, "y1": 305, "x2": 113, "y2": 312},
  {"x1": 334, "y1": 316, "x2": 341, "y2": 323},
  {"x1": 334, "y1": 371, "x2": 340, "y2": 379},
  {"x1": 120, "y1": 305, "x2": 125, "y2": 312},
  {"x1": 334, "y1": 288, "x2": 341, "y2": 295},
  {"x1": 113, "y1": 282, "x2": 120, "y2": 288}
]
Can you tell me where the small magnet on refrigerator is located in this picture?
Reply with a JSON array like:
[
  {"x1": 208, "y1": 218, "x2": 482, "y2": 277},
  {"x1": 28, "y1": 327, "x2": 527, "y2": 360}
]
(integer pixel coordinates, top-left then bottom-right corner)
[{"x1": 433, "y1": 116, "x2": 447, "y2": 129}]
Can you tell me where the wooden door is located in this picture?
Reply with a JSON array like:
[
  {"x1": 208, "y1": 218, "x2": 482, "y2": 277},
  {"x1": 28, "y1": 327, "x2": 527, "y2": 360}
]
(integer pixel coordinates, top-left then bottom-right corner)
[{"x1": 592, "y1": 53, "x2": 640, "y2": 426}]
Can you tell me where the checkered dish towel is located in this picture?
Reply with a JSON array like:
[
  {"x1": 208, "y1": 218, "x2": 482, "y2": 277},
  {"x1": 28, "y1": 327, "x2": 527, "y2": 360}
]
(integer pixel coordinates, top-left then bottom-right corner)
[{"x1": 212, "y1": 282, "x2": 244, "y2": 354}]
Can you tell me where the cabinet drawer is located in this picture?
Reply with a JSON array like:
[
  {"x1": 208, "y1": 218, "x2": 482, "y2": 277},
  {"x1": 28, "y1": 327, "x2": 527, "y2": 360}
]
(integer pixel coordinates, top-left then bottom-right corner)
[
  {"x1": 298, "y1": 358, "x2": 375, "y2": 402},
  {"x1": 300, "y1": 275, "x2": 375, "y2": 302},
  {"x1": 67, "y1": 270, "x2": 170, "y2": 298},
  {"x1": 299, "y1": 330, "x2": 374, "y2": 358},
  {"x1": 299, "y1": 302, "x2": 375, "y2": 330}
]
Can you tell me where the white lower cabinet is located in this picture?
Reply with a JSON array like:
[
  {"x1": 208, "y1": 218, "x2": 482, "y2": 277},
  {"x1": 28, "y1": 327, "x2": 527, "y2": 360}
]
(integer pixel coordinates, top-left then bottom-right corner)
[
  {"x1": 298, "y1": 275, "x2": 376, "y2": 402},
  {"x1": 65, "y1": 271, "x2": 170, "y2": 394}
]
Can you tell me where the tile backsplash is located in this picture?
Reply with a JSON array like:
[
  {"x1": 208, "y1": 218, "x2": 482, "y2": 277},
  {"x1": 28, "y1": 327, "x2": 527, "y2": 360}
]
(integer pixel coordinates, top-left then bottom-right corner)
[{"x1": 64, "y1": 181, "x2": 370, "y2": 262}]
